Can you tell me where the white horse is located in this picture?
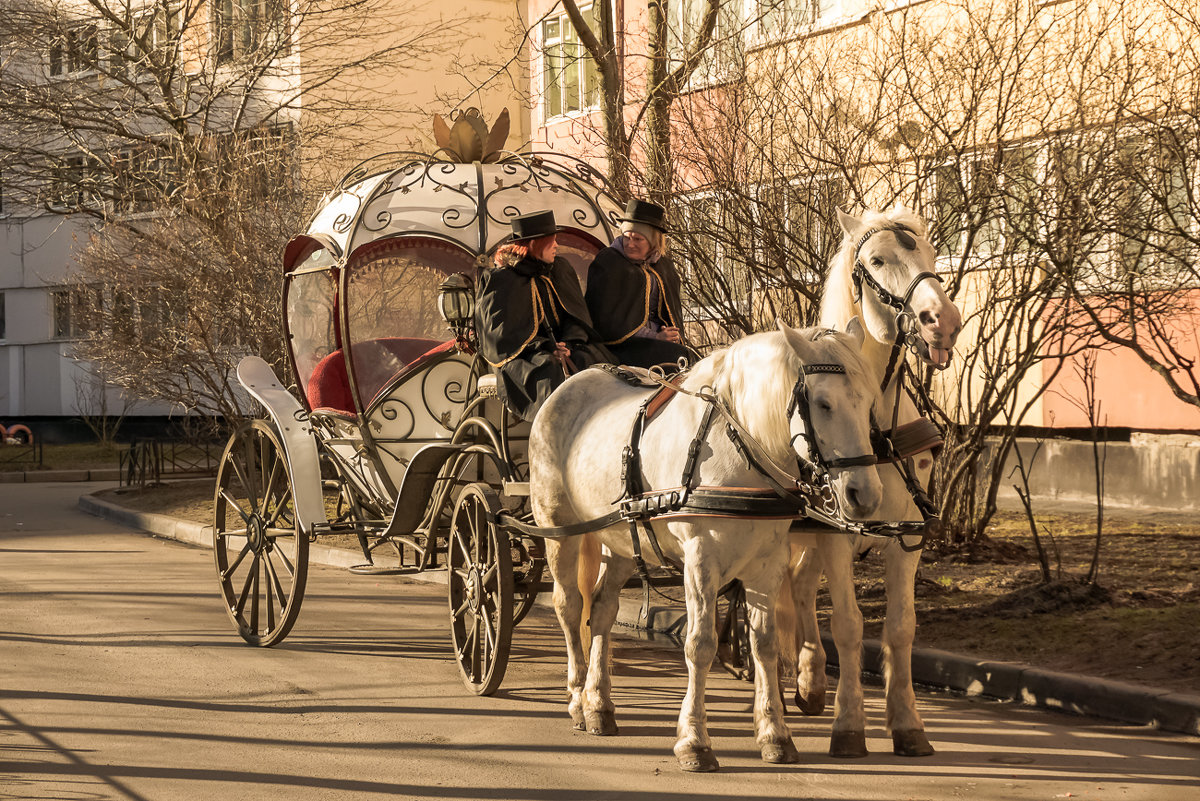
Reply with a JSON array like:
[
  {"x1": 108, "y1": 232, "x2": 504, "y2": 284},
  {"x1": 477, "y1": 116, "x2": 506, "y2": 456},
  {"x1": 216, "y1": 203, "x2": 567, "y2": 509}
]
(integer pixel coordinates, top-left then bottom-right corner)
[
  {"x1": 778, "y1": 207, "x2": 963, "y2": 758},
  {"x1": 530, "y1": 324, "x2": 885, "y2": 772}
]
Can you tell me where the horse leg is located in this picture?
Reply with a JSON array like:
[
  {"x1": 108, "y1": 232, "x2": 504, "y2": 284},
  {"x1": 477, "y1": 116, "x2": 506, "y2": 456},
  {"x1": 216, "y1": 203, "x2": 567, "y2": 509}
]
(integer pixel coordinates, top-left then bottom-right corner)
[
  {"x1": 882, "y1": 544, "x2": 934, "y2": 757},
  {"x1": 744, "y1": 559, "x2": 801, "y2": 765},
  {"x1": 819, "y1": 532, "x2": 868, "y2": 758},
  {"x1": 788, "y1": 537, "x2": 827, "y2": 716},
  {"x1": 674, "y1": 550, "x2": 721, "y2": 772},
  {"x1": 544, "y1": 536, "x2": 588, "y2": 731},
  {"x1": 581, "y1": 551, "x2": 635, "y2": 737}
]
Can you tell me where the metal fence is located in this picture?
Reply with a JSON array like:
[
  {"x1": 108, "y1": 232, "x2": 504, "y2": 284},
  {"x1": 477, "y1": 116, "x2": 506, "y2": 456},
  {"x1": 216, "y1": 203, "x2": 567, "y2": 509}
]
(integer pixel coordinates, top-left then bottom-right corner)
[
  {"x1": 0, "y1": 440, "x2": 43, "y2": 468},
  {"x1": 120, "y1": 439, "x2": 220, "y2": 487}
]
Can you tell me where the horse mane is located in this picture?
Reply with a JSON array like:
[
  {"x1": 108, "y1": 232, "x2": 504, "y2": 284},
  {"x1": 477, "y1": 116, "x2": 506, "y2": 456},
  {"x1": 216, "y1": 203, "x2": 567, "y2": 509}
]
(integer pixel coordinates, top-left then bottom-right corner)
[
  {"x1": 820, "y1": 205, "x2": 929, "y2": 330},
  {"x1": 682, "y1": 329, "x2": 876, "y2": 460}
]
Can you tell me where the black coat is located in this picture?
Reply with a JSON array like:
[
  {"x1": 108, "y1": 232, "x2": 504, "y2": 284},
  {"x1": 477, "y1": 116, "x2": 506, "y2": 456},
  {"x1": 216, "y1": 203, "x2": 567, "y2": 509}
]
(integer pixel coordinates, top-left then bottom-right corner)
[
  {"x1": 475, "y1": 254, "x2": 613, "y2": 420},
  {"x1": 584, "y1": 247, "x2": 692, "y2": 369}
]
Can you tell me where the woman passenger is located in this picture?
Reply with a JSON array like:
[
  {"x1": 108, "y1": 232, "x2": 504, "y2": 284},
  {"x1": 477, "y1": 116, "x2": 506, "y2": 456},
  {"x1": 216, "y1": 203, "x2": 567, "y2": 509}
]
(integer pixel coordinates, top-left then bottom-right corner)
[
  {"x1": 585, "y1": 198, "x2": 694, "y2": 370},
  {"x1": 475, "y1": 210, "x2": 614, "y2": 421}
]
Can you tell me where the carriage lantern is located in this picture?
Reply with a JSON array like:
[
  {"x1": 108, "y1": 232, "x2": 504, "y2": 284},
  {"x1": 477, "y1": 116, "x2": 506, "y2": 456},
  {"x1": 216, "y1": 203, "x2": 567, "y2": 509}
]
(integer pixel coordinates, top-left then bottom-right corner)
[{"x1": 437, "y1": 272, "x2": 474, "y2": 346}]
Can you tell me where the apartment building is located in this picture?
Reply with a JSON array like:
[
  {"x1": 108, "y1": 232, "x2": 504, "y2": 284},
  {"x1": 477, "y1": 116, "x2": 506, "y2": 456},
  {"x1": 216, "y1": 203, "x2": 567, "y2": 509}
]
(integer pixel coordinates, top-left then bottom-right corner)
[
  {"x1": 0, "y1": 0, "x2": 526, "y2": 437},
  {"x1": 526, "y1": 0, "x2": 1200, "y2": 430}
]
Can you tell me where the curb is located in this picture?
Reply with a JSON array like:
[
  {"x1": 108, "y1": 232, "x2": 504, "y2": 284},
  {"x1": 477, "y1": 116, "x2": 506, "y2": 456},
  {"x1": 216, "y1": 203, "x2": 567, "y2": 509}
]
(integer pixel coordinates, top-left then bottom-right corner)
[
  {"x1": 2, "y1": 468, "x2": 123, "y2": 483},
  {"x1": 79, "y1": 491, "x2": 1200, "y2": 738}
]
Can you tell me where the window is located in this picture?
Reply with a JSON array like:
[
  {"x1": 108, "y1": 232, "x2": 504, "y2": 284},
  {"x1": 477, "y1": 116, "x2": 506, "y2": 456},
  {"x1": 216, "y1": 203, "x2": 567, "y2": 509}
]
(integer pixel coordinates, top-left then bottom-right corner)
[
  {"x1": 1114, "y1": 135, "x2": 1192, "y2": 279},
  {"x1": 113, "y1": 145, "x2": 183, "y2": 212},
  {"x1": 672, "y1": 0, "x2": 744, "y2": 86},
  {"x1": 52, "y1": 289, "x2": 83, "y2": 339},
  {"x1": 754, "y1": 176, "x2": 846, "y2": 284},
  {"x1": 51, "y1": 154, "x2": 102, "y2": 210},
  {"x1": 110, "y1": 6, "x2": 182, "y2": 75},
  {"x1": 49, "y1": 24, "x2": 99, "y2": 76},
  {"x1": 214, "y1": 0, "x2": 292, "y2": 65},
  {"x1": 758, "y1": 0, "x2": 816, "y2": 40},
  {"x1": 934, "y1": 150, "x2": 1039, "y2": 258},
  {"x1": 542, "y1": 4, "x2": 602, "y2": 120},
  {"x1": 677, "y1": 193, "x2": 756, "y2": 318}
]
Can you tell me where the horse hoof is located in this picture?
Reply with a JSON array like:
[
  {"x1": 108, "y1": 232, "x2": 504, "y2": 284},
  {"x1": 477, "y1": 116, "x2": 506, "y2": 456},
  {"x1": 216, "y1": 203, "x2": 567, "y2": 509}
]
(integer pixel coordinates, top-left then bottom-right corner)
[
  {"x1": 569, "y1": 708, "x2": 586, "y2": 731},
  {"x1": 677, "y1": 746, "x2": 720, "y2": 772},
  {"x1": 585, "y1": 711, "x2": 619, "y2": 736},
  {"x1": 829, "y1": 730, "x2": 868, "y2": 758},
  {"x1": 793, "y1": 689, "x2": 826, "y2": 716},
  {"x1": 892, "y1": 729, "x2": 935, "y2": 757},
  {"x1": 761, "y1": 739, "x2": 801, "y2": 764}
]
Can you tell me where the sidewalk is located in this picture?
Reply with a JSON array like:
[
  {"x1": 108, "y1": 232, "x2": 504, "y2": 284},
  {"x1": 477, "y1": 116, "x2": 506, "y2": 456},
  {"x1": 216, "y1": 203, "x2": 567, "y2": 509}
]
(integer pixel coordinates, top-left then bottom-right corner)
[{"x1": 79, "y1": 490, "x2": 1200, "y2": 738}]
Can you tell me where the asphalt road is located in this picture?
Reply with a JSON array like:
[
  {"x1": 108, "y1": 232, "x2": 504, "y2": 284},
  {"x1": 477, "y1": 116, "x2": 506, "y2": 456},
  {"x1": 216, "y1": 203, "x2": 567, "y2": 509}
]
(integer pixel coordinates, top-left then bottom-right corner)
[{"x1": 1, "y1": 482, "x2": 1197, "y2": 800}]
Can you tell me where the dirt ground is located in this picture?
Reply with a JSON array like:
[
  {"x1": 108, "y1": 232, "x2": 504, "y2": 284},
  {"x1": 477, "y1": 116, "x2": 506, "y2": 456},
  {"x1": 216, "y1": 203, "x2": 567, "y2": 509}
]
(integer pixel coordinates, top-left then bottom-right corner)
[{"x1": 102, "y1": 481, "x2": 1200, "y2": 695}]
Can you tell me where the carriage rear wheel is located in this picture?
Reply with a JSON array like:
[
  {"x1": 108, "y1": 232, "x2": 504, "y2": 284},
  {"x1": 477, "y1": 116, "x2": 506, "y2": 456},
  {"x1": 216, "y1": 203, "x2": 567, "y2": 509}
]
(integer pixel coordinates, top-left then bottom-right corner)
[
  {"x1": 448, "y1": 483, "x2": 514, "y2": 695},
  {"x1": 213, "y1": 420, "x2": 309, "y2": 647}
]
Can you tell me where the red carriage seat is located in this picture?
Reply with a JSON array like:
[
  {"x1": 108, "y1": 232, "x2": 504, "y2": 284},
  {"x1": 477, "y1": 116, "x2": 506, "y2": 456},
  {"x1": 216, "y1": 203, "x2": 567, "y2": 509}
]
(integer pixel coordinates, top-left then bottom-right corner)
[{"x1": 306, "y1": 338, "x2": 455, "y2": 414}]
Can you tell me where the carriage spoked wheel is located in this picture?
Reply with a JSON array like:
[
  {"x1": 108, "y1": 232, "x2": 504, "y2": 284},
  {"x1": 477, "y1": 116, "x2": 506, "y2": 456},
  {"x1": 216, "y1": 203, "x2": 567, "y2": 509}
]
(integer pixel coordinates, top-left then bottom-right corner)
[
  {"x1": 448, "y1": 483, "x2": 514, "y2": 695},
  {"x1": 213, "y1": 420, "x2": 309, "y2": 647}
]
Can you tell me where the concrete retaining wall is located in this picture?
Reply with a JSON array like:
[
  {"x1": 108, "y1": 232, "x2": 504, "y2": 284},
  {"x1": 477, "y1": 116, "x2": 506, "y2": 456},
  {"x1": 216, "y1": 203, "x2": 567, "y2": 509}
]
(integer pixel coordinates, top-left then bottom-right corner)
[{"x1": 993, "y1": 434, "x2": 1200, "y2": 511}]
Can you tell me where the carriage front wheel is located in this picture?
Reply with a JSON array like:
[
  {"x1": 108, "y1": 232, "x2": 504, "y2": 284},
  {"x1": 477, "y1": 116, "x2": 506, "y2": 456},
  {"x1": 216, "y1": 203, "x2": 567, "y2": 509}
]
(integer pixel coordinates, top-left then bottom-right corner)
[
  {"x1": 447, "y1": 483, "x2": 514, "y2": 695},
  {"x1": 213, "y1": 420, "x2": 309, "y2": 646}
]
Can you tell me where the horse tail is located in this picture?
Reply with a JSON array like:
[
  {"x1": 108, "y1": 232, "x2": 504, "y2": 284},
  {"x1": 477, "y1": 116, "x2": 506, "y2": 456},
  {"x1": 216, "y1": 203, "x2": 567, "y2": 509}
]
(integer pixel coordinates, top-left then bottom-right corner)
[{"x1": 577, "y1": 532, "x2": 602, "y2": 646}]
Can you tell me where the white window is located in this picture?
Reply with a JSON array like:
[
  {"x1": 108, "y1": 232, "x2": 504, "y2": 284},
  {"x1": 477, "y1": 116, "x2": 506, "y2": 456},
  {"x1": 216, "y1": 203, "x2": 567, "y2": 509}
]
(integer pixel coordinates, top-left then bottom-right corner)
[
  {"x1": 52, "y1": 289, "x2": 81, "y2": 340},
  {"x1": 933, "y1": 148, "x2": 1040, "y2": 258},
  {"x1": 757, "y1": 175, "x2": 847, "y2": 283},
  {"x1": 49, "y1": 24, "x2": 99, "y2": 77},
  {"x1": 672, "y1": 0, "x2": 744, "y2": 87},
  {"x1": 677, "y1": 192, "x2": 756, "y2": 320},
  {"x1": 1112, "y1": 135, "x2": 1192, "y2": 279},
  {"x1": 542, "y1": 4, "x2": 602, "y2": 120},
  {"x1": 110, "y1": 5, "x2": 182, "y2": 75},
  {"x1": 50, "y1": 154, "x2": 102, "y2": 210},
  {"x1": 213, "y1": 0, "x2": 291, "y2": 65}
]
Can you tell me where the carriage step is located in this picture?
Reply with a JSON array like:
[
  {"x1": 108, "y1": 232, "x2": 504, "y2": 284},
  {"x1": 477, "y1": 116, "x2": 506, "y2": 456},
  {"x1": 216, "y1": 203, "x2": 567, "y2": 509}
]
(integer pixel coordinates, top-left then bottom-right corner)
[{"x1": 503, "y1": 481, "x2": 530, "y2": 496}]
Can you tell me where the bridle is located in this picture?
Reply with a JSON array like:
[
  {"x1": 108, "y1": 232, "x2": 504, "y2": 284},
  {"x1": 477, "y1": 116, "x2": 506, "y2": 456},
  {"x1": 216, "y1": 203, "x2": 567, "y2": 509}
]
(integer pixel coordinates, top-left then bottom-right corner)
[
  {"x1": 786, "y1": 357, "x2": 878, "y2": 475},
  {"x1": 843, "y1": 223, "x2": 946, "y2": 547},
  {"x1": 851, "y1": 223, "x2": 943, "y2": 317}
]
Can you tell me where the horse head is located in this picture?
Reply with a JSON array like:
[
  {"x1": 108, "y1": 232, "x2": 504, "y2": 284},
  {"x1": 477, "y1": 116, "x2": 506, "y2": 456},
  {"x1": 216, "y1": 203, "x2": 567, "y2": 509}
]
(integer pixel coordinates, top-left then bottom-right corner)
[
  {"x1": 778, "y1": 321, "x2": 883, "y2": 519},
  {"x1": 829, "y1": 207, "x2": 962, "y2": 370}
]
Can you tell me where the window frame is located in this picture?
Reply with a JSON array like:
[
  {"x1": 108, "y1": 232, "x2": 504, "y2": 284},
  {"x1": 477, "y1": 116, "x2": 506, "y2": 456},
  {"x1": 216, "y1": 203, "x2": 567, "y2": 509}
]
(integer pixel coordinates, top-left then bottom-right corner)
[
  {"x1": 213, "y1": 0, "x2": 293, "y2": 66},
  {"x1": 49, "y1": 23, "x2": 100, "y2": 78},
  {"x1": 541, "y1": 3, "x2": 603, "y2": 123}
]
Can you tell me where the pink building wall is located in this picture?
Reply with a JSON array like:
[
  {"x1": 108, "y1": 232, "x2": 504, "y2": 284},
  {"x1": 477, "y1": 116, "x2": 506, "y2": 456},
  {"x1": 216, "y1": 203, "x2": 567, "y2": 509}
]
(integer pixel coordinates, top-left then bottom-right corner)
[{"x1": 1041, "y1": 292, "x2": 1200, "y2": 430}]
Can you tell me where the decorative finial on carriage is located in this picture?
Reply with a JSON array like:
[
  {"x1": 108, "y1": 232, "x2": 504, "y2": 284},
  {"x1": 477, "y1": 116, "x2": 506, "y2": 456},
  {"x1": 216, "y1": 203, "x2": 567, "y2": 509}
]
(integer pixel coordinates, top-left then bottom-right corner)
[{"x1": 432, "y1": 107, "x2": 511, "y2": 164}]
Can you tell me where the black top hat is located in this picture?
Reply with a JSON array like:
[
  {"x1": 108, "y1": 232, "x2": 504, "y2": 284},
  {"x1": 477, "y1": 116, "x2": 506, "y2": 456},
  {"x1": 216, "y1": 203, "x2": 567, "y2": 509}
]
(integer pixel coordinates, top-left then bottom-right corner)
[
  {"x1": 509, "y1": 210, "x2": 559, "y2": 242},
  {"x1": 618, "y1": 198, "x2": 668, "y2": 232}
]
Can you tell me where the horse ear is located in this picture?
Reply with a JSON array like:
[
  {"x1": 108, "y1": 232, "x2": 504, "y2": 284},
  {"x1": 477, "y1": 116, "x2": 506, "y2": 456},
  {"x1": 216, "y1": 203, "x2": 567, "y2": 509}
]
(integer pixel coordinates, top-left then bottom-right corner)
[
  {"x1": 836, "y1": 208, "x2": 862, "y2": 237},
  {"x1": 846, "y1": 316, "x2": 867, "y2": 348},
  {"x1": 777, "y1": 319, "x2": 814, "y2": 362}
]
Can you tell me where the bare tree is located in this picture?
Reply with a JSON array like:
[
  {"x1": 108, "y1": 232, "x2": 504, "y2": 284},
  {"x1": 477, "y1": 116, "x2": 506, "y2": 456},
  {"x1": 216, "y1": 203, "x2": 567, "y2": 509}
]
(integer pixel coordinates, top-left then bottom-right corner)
[{"x1": 0, "y1": 0, "x2": 463, "y2": 424}]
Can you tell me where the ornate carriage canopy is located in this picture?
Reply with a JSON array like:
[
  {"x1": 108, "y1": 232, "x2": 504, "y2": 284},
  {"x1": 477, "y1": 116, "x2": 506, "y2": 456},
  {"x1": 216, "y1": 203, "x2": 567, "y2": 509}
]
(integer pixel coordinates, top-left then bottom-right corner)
[{"x1": 281, "y1": 110, "x2": 625, "y2": 414}]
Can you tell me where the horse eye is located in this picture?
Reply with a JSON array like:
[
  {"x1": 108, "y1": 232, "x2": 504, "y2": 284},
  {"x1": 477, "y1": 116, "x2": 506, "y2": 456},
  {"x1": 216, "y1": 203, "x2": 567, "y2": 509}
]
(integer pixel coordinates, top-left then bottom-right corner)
[
  {"x1": 817, "y1": 399, "x2": 833, "y2": 413},
  {"x1": 870, "y1": 256, "x2": 884, "y2": 267}
]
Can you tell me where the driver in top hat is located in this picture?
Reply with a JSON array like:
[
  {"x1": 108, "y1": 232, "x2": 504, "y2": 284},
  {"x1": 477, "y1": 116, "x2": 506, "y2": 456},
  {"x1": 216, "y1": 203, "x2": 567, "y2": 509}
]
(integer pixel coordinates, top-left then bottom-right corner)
[
  {"x1": 475, "y1": 209, "x2": 614, "y2": 421},
  {"x1": 585, "y1": 198, "x2": 694, "y2": 370}
]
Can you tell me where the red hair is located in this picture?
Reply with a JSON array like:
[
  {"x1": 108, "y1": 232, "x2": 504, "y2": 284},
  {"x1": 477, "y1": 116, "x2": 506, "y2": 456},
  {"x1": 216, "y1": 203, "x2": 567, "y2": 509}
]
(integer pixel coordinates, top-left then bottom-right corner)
[{"x1": 493, "y1": 234, "x2": 556, "y2": 267}]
